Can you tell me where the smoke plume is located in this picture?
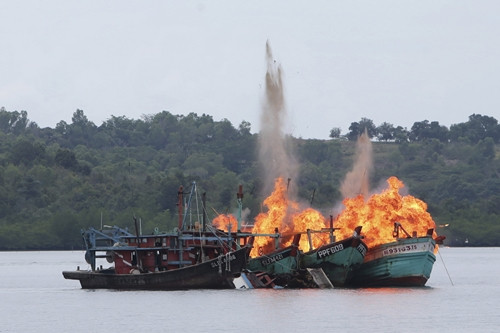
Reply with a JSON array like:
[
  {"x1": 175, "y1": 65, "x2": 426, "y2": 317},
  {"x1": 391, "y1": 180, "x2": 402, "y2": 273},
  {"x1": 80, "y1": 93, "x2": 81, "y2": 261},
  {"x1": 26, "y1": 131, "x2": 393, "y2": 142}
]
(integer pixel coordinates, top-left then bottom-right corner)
[
  {"x1": 340, "y1": 129, "x2": 373, "y2": 199},
  {"x1": 258, "y1": 41, "x2": 298, "y2": 197}
]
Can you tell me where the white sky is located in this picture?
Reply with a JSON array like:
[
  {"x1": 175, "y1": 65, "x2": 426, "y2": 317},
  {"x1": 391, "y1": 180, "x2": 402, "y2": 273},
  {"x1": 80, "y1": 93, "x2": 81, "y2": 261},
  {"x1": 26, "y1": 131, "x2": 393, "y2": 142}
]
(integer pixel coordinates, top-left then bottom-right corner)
[{"x1": 1, "y1": 0, "x2": 499, "y2": 139}]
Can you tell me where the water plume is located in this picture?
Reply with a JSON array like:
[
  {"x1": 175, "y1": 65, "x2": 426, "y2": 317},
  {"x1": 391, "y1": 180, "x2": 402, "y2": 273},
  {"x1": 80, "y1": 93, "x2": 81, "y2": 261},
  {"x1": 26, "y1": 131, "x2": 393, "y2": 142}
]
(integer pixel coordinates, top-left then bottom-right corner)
[
  {"x1": 258, "y1": 41, "x2": 298, "y2": 197},
  {"x1": 340, "y1": 129, "x2": 373, "y2": 199}
]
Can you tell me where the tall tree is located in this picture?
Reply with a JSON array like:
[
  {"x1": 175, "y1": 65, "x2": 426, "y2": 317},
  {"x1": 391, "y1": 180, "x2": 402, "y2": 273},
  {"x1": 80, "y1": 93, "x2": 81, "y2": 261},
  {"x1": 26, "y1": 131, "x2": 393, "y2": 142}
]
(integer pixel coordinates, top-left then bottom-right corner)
[
  {"x1": 410, "y1": 120, "x2": 448, "y2": 142},
  {"x1": 449, "y1": 114, "x2": 500, "y2": 143},
  {"x1": 329, "y1": 127, "x2": 341, "y2": 139},
  {"x1": 347, "y1": 118, "x2": 376, "y2": 141},
  {"x1": 376, "y1": 122, "x2": 395, "y2": 142}
]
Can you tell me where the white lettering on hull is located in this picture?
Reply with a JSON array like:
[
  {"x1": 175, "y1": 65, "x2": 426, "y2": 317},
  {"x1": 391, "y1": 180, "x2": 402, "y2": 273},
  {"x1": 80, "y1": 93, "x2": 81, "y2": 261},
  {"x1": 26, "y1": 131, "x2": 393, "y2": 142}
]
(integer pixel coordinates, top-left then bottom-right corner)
[
  {"x1": 356, "y1": 243, "x2": 367, "y2": 256},
  {"x1": 261, "y1": 253, "x2": 284, "y2": 266},
  {"x1": 317, "y1": 243, "x2": 344, "y2": 259},
  {"x1": 210, "y1": 254, "x2": 236, "y2": 268},
  {"x1": 382, "y1": 241, "x2": 434, "y2": 257}
]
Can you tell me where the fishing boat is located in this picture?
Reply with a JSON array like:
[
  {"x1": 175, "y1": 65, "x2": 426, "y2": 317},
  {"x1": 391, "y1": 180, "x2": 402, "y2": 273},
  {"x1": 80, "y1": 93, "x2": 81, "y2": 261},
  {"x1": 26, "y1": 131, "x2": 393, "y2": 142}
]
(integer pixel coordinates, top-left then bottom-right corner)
[
  {"x1": 239, "y1": 222, "x2": 367, "y2": 288},
  {"x1": 242, "y1": 233, "x2": 308, "y2": 288},
  {"x1": 348, "y1": 223, "x2": 441, "y2": 287},
  {"x1": 300, "y1": 226, "x2": 368, "y2": 287},
  {"x1": 63, "y1": 182, "x2": 253, "y2": 290}
]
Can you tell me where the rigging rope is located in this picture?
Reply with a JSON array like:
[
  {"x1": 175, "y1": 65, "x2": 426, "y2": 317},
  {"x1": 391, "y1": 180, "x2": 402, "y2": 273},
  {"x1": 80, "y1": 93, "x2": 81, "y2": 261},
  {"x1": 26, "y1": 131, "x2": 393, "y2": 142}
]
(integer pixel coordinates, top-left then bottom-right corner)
[{"x1": 437, "y1": 247, "x2": 454, "y2": 286}]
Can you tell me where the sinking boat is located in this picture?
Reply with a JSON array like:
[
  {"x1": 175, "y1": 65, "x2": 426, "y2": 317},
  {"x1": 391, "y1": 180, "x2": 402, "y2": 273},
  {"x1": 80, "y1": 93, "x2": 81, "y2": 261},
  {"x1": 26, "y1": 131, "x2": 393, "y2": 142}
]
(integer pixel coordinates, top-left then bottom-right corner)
[
  {"x1": 242, "y1": 233, "x2": 311, "y2": 288},
  {"x1": 63, "y1": 182, "x2": 253, "y2": 290},
  {"x1": 239, "y1": 224, "x2": 368, "y2": 288},
  {"x1": 300, "y1": 226, "x2": 368, "y2": 287},
  {"x1": 348, "y1": 223, "x2": 442, "y2": 287}
]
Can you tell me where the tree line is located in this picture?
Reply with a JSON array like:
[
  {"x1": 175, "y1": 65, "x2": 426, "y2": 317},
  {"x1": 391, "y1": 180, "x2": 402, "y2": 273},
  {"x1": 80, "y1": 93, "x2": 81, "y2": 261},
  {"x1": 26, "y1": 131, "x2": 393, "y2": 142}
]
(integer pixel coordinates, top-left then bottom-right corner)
[
  {"x1": 0, "y1": 107, "x2": 498, "y2": 249},
  {"x1": 330, "y1": 114, "x2": 500, "y2": 144}
]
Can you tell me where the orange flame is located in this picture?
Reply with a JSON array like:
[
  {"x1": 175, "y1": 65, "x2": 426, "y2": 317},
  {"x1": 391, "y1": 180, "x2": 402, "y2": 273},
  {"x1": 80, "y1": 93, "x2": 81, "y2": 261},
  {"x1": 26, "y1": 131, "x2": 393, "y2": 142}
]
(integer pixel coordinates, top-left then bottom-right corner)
[
  {"x1": 212, "y1": 214, "x2": 238, "y2": 232},
  {"x1": 290, "y1": 208, "x2": 329, "y2": 251},
  {"x1": 334, "y1": 176, "x2": 436, "y2": 248},
  {"x1": 213, "y1": 176, "x2": 436, "y2": 256},
  {"x1": 249, "y1": 177, "x2": 328, "y2": 257}
]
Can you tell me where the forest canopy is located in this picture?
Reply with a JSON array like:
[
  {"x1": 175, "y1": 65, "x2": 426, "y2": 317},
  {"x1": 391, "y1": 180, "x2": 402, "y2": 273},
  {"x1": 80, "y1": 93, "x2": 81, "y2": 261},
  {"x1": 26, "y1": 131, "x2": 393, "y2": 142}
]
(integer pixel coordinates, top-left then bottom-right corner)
[{"x1": 0, "y1": 107, "x2": 499, "y2": 249}]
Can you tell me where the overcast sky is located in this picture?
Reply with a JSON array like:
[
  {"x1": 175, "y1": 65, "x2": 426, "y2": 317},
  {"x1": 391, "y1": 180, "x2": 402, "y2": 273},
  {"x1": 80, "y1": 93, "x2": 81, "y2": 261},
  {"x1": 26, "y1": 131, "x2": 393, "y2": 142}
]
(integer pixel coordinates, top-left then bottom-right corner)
[{"x1": 1, "y1": 1, "x2": 499, "y2": 139}]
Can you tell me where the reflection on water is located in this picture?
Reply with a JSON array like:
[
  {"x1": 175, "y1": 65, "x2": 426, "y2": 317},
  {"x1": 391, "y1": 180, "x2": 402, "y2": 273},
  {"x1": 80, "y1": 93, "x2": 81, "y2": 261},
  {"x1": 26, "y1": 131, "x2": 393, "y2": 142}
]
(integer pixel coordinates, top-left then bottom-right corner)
[
  {"x1": 356, "y1": 286, "x2": 434, "y2": 294},
  {"x1": 0, "y1": 248, "x2": 499, "y2": 332}
]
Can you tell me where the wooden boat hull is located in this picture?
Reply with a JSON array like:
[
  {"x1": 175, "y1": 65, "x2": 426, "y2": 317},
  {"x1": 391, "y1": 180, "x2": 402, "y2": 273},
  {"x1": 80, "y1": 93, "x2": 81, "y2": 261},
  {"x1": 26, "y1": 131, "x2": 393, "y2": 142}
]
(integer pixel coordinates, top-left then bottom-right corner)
[
  {"x1": 247, "y1": 246, "x2": 299, "y2": 275},
  {"x1": 245, "y1": 245, "x2": 304, "y2": 288},
  {"x1": 301, "y1": 236, "x2": 367, "y2": 287},
  {"x1": 63, "y1": 246, "x2": 249, "y2": 290},
  {"x1": 348, "y1": 237, "x2": 436, "y2": 287}
]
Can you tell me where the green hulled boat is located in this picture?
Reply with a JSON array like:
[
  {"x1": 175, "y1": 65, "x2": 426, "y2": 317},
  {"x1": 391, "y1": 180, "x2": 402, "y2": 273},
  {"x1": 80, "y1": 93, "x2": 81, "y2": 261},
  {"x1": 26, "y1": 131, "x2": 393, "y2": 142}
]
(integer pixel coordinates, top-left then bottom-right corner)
[
  {"x1": 244, "y1": 234, "x2": 304, "y2": 288},
  {"x1": 349, "y1": 224, "x2": 439, "y2": 287},
  {"x1": 300, "y1": 226, "x2": 368, "y2": 287}
]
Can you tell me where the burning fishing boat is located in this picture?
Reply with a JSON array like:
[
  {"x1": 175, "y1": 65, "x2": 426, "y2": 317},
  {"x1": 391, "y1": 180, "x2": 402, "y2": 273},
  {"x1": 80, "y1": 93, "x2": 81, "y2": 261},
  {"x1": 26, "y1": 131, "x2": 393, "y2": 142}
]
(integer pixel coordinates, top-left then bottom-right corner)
[
  {"x1": 348, "y1": 223, "x2": 439, "y2": 287},
  {"x1": 213, "y1": 184, "x2": 309, "y2": 288},
  {"x1": 240, "y1": 226, "x2": 368, "y2": 289},
  {"x1": 216, "y1": 178, "x2": 368, "y2": 288},
  {"x1": 333, "y1": 176, "x2": 445, "y2": 287},
  {"x1": 300, "y1": 226, "x2": 367, "y2": 287},
  {"x1": 243, "y1": 233, "x2": 304, "y2": 288},
  {"x1": 63, "y1": 182, "x2": 253, "y2": 290}
]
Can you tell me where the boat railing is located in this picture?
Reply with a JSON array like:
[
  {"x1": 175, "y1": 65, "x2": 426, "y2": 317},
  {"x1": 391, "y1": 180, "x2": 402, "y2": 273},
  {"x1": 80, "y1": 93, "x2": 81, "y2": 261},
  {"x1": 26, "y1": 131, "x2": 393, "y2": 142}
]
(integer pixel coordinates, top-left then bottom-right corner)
[{"x1": 82, "y1": 226, "x2": 134, "y2": 250}]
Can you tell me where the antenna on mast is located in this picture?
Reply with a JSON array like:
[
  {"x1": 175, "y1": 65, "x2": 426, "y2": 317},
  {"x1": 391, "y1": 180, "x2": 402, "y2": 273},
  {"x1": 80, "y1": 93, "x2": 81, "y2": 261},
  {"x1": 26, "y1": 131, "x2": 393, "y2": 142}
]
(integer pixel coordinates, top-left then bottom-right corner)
[{"x1": 237, "y1": 185, "x2": 244, "y2": 232}]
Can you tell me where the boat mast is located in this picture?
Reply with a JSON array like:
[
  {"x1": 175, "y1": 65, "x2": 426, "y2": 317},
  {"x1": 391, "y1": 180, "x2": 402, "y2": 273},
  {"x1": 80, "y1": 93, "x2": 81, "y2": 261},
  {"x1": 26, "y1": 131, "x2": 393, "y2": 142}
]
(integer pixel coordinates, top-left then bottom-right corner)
[
  {"x1": 202, "y1": 192, "x2": 207, "y2": 232},
  {"x1": 133, "y1": 216, "x2": 143, "y2": 271},
  {"x1": 237, "y1": 185, "x2": 243, "y2": 232},
  {"x1": 180, "y1": 182, "x2": 196, "y2": 230},
  {"x1": 177, "y1": 185, "x2": 184, "y2": 230},
  {"x1": 329, "y1": 215, "x2": 335, "y2": 243}
]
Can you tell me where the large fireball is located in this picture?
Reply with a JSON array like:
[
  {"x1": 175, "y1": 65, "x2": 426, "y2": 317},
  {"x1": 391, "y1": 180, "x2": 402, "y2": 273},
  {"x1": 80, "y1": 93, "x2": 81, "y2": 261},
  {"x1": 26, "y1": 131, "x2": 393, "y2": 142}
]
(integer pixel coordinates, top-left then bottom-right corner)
[
  {"x1": 334, "y1": 176, "x2": 436, "y2": 248},
  {"x1": 213, "y1": 176, "x2": 437, "y2": 256},
  {"x1": 214, "y1": 177, "x2": 329, "y2": 257}
]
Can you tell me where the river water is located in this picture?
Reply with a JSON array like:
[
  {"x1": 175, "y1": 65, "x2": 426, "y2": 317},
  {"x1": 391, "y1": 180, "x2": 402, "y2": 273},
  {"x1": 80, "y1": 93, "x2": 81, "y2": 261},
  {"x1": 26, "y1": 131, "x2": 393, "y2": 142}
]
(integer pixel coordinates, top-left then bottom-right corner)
[{"x1": 0, "y1": 247, "x2": 499, "y2": 332}]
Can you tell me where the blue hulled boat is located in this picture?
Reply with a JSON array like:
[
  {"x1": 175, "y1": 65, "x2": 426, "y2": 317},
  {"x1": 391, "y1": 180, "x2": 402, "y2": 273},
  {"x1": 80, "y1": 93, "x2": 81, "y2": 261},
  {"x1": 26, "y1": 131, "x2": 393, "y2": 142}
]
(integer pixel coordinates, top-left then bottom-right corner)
[{"x1": 348, "y1": 223, "x2": 440, "y2": 287}]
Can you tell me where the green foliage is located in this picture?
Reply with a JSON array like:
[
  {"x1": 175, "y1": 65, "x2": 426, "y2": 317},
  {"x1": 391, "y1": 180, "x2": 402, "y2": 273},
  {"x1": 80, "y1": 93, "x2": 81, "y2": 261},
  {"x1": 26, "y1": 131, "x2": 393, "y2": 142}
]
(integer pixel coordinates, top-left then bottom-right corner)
[
  {"x1": 449, "y1": 114, "x2": 500, "y2": 144},
  {"x1": 10, "y1": 139, "x2": 46, "y2": 166},
  {"x1": 347, "y1": 117, "x2": 377, "y2": 140},
  {"x1": 0, "y1": 108, "x2": 498, "y2": 249},
  {"x1": 410, "y1": 120, "x2": 449, "y2": 142},
  {"x1": 346, "y1": 114, "x2": 500, "y2": 144},
  {"x1": 329, "y1": 127, "x2": 341, "y2": 139}
]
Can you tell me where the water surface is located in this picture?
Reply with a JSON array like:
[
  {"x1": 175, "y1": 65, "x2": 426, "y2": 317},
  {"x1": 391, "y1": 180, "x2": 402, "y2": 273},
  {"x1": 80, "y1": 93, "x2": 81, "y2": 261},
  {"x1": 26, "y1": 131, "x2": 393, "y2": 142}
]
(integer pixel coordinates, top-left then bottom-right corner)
[{"x1": 0, "y1": 247, "x2": 498, "y2": 332}]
